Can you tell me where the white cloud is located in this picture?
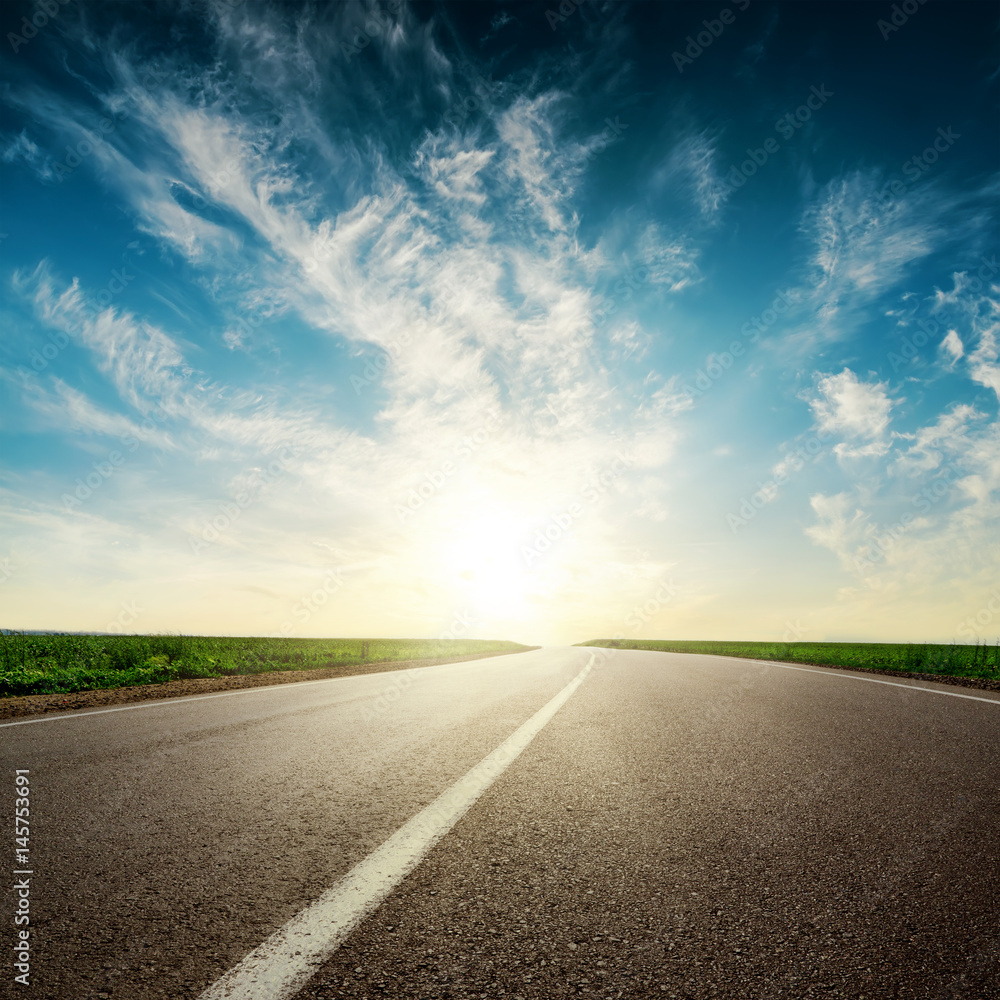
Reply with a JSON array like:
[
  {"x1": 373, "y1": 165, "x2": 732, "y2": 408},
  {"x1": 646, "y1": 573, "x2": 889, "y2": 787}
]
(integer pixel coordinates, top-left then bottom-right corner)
[
  {"x1": 941, "y1": 329, "x2": 964, "y2": 363},
  {"x1": 803, "y1": 272, "x2": 1000, "y2": 611},
  {"x1": 14, "y1": 261, "x2": 187, "y2": 408},
  {"x1": 804, "y1": 492, "x2": 869, "y2": 570},
  {"x1": 893, "y1": 403, "x2": 982, "y2": 475},
  {"x1": 1, "y1": 130, "x2": 42, "y2": 167},
  {"x1": 778, "y1": 170, "x2": 995, "y2": 356},
  {"x1": 495, "y1": 92, "x2": 578, "y2": 234},
  {"x1": 967, "y1": 314, "x2": 1000, "y2": 402},
  {"x1": 652, "y1": 130, "x2": 731, "y2": 220},
  {"x1": 1, "y1": 38, "x2": 698, "y2": 642},
  {"x1": 17, "y1": 377, "x2": 174, "y2": 449},
  {"x1": 808, "y1": 368, "x2": 895, "y2": 459},
  {"x1": 7, "y1": 1, "x2": 989, "y2": 645},
  {"x1": 636, "y1": 224, "x2": 702, "y2": 291},
  {"x1": 481, "y1": 10, "x2": 514, "y2": 43},
  {"x1": 805, "y1": 172, "x2": 937, "y2": 298},
  {"x1": 415, "y1": 136, "x2": 494, "y2": 207}
]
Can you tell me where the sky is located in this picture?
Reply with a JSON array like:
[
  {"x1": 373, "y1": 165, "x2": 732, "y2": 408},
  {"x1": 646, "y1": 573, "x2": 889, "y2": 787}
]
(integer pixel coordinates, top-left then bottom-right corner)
[{"x1": 0, "y1": 0, "x2": 998, "y2": 646}]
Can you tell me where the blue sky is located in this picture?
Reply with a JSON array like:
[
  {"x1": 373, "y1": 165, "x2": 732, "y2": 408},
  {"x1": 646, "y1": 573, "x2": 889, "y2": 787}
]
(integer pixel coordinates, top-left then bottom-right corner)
[{"x1": 1, "y1": 0, "x2": 998, "y2": 645}]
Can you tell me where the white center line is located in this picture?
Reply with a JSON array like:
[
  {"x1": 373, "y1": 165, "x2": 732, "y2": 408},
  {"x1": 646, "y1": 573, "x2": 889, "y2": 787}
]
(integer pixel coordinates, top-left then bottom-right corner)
[{"x1": 197, "y1": 654, "x2": 594, "y2": 1000}]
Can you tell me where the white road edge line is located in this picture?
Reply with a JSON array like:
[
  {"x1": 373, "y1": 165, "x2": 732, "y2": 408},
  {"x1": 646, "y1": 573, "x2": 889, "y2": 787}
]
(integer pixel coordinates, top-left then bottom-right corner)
[
  {"x1": 0, "y1": 676, "x2": 361, "y2": 728},
  {"x1": 663, "y1": 650, "x2": 1000, "y2": 705},
  {"x1": 758, "y1": 659, "x2": 1000, "y2": 704},
  {"x1": 0, "y1": 654, "x2": 520, "y2": 728},
  {"x1": 197, "y1": 654, "x2": 595, "y2": 1000}
]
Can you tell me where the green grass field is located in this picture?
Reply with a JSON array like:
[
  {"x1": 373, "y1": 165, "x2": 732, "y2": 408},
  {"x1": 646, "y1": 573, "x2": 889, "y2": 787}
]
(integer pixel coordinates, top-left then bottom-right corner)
[
  {"x1": 576, "y1": 638, "x2": 1000, "y2": 681},
  {"x1": 0, "y1": 633, "x2": 534, "y2": 698}
]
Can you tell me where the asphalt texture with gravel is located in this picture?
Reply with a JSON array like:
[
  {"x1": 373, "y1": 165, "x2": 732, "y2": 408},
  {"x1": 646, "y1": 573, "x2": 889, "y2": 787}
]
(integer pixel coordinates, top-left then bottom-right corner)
[{"x1": 3, "y1": 646, "x2": 998, "y2": 999}]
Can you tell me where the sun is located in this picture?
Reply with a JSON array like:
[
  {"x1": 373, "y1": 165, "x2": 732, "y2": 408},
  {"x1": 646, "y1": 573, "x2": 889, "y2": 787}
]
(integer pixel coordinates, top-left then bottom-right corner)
[{"x1": 439, "y1": 508, "x2": 537, "y2": 620}]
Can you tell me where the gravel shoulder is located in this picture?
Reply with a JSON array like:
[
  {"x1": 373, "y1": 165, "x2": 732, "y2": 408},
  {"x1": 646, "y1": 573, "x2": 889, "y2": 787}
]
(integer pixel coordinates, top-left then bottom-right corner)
[{"x1": 0, "y1": 649, "x2": 537, "y2": 721}]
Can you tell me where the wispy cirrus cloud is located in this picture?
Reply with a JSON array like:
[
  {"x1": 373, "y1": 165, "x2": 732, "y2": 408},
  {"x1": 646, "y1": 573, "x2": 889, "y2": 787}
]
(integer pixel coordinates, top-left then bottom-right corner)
[
  {"x1": 649, "y1": 128, "x2": 731, "y2": 222},
  {"x1": 777, "y1": 171, "x2": 998, "y2": 358},
  {"x1": 1, "y1": 129, "x2": 52, "y2": 179},
  {"x1": 2, "y1": 0, "x2": 998, "y2": 643},
  {"x1": 0, "y1": 10, "x2": 692, "y2": 640}
]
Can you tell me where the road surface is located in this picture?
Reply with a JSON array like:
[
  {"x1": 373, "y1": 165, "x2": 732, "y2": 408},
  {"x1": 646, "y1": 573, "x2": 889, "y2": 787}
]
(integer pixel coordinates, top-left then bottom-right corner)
[{"x1": 3, "y1": 646, "x2": 999, "y2": 999}]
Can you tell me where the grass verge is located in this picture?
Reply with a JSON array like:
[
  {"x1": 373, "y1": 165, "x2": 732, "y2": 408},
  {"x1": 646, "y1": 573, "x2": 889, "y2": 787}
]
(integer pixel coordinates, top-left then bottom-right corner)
[
  {"x1": 575, "y1": 638, "x2": 1000, "y2": 683},
  {"x1": 0, "y1": 633, "x2": 535, "y2": 698}
]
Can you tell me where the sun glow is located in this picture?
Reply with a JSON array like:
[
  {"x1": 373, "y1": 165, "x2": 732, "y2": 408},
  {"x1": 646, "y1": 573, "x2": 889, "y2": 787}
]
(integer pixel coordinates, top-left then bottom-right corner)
[{"x1": 440, "y1": 508, "x2": 537, "y2": 621}]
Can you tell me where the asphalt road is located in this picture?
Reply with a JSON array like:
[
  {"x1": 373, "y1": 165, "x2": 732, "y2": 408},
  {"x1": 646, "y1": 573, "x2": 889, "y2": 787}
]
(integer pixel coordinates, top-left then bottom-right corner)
[{"x1": 3, "y1": 646, "x2": 999, "y2": 999}]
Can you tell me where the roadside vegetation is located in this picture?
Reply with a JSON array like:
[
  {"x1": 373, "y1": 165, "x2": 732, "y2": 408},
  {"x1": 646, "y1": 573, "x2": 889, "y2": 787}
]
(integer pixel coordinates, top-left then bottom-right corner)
[
  {"x1": 0, "y1": 633, "x2": 533, "y2": 698},
  {"x1": 577, "y1": 638, "x2": 1000, "y2": 681}
]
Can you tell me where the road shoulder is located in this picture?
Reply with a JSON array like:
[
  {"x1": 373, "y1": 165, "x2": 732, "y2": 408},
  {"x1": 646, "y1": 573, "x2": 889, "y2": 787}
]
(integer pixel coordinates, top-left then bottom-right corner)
[{"x1": 0, "y1": 648, "x2": 538, "y2": 721}]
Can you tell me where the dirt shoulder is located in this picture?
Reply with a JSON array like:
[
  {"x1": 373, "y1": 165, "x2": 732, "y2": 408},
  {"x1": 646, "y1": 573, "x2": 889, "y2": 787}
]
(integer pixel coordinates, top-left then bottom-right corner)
[{"x1": 0, "y1": 649, "x2": 537, "y2": 721}]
